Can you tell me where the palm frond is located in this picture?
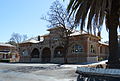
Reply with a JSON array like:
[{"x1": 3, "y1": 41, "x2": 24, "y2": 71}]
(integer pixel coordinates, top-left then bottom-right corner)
[
  {"x1": 67, "y1": 0, "x2": 75, "y2": 13},
  {"x1": 67, "y1": 0, "x2": 120, "y2": 36}
]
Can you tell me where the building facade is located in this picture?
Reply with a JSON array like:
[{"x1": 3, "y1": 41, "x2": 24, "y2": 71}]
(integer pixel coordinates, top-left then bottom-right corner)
[
  {"x1": 0, "y1": 43, "x2": 20, "y2": 62},
  {"x1": 19, "y1": 27, "x2": 109, "y2": 63}
]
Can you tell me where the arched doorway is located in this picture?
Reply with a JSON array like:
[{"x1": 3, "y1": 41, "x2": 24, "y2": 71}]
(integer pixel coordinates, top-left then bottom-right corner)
[
  {"x1": 31, "y1": 48, "x2": 40, "y2": 58},
  {"x1": 42, "y1": 47, "x2": 51, "y2": 63},
  {"x1": 54, "y1": 46, "x2": 64, "y2": 57}
]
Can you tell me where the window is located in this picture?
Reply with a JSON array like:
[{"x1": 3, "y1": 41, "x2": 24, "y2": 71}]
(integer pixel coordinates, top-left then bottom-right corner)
[
  {"x1": 12, "y1": 55, "x2": 16, "y2": 59},
  {"x1": 52, "y1": 37, "x2": 59, "y2": 41},
  {"x1": 54, "y1": 51, "x2": 63, "y2": 57},
  {"x1": 54, "y1": 47, "x2": 64, "y2": 57},
  {"x1": 90, "y1": 45, "x2": 96, "y2": 53},
  {"x1": 22, "y1": 50, "x2": 28, "y2": 56},
  {"x1": 72, "y1": 44, "x2": 83, "y2": 54}
]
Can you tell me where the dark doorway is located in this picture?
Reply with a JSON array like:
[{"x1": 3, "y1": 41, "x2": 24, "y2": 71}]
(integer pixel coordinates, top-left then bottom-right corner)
[
  {"x1": 42, "y1": 47, "x2": 51, "y2": 63},
  {"x1": 31, "y1": 48, "x2": 40, "y2": 58}
]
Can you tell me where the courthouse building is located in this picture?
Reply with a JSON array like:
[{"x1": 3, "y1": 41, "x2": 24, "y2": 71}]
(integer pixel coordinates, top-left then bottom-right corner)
[{"x1": 19, "y1": 27, "x2": 109, "y2": 63}]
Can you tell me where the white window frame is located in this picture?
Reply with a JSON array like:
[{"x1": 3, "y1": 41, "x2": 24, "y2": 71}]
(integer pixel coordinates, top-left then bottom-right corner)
[{"x1": 72, "y1": 44, "x2": 83, "y2": 54}]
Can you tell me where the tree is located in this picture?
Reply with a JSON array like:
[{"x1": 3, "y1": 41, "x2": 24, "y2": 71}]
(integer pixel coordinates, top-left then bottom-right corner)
[
  {"x1": 6, "y1": 41, "x2": 16, "y2": 46},
  {"x1": 66, "y1": 0, "x2": 120, "y2": 68},
  {"x1": 8, "y1": 33, "x2": 28, "y2": 46},
  {"x1": 42, "y1": 0, "x2": 75, "y2": 63}
]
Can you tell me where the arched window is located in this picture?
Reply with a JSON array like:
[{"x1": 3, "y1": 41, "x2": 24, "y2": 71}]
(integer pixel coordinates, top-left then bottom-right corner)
[
  {"x1": 22, "y1": 50, "x2": 28, "y2": 56},
  {"x1": 54, "y1": 46, "x2": 64, "y2": 57},
  {"x1": 72, "y1": 44, "x2": 83, "y2": 54},
  {"x1": 90, "y1": 45, "x2": 96, "y2": 53}
]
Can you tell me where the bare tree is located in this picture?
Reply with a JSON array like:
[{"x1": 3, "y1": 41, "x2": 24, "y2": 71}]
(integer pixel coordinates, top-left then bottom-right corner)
[
  {"x1": 42, "y1": 0, "x2": 75, "y2": 63},
  {"x1": 22, "y1": 35, "x2": 28, "y2": 42},
  {"x1": 9, "y1": 32, "x2": 28, "y2": 46}
]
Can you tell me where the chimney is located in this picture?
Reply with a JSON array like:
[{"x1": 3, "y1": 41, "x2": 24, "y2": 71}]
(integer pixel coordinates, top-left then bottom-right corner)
[{"x1": 38, "y1": 36, "x2": 40, "y2": 41}]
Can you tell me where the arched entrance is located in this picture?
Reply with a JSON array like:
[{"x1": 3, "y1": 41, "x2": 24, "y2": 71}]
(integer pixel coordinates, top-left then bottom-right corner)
[
  {"x1": 42, "y1": 47, "x2": 51, "y2": 63},
  {"x1": 54, "y1": 46, "x2": 64, "y2": 57},
  {"x1": 31, "y1": 48, "x2": 40, "y2": 58}
]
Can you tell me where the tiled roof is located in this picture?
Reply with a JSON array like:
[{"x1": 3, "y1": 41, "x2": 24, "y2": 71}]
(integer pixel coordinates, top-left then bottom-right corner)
[
  {"x1": 70, "y1": 30, "x2": 88, "y2": 36},
  {"x1": 99, "y1": 41, "x2": 109, "y2": 46},
  {"x1": 22, "y1": 39, "x2": 40, "y2": 44},
  {"x1": 41, "y1": 33, "x2": 49, "y2": 37},
  {"x1": 0, "y1": 43, "x2": 15, "y2": 47}
]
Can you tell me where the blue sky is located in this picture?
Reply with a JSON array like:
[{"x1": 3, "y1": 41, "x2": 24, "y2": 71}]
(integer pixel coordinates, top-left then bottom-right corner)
[{"x1": 0, "y1": 0, "x2": 109, "y2": 42}]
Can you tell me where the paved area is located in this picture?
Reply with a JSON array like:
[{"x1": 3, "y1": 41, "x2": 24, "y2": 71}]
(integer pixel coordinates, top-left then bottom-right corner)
[{"x1": 0, "y1": 63, "x2": 79, "y2": 81}]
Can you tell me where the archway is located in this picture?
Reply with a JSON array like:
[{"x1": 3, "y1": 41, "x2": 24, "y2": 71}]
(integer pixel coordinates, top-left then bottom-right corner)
[
  {"x1": 31, "y1": 48, "x2": 40, "y2": 58},
  {"x1": 42, "y1": 47, "x2": 51, "y2": 63},
  {"x1": 54, "y1": 46, "x2": 64, "y2": 57}
]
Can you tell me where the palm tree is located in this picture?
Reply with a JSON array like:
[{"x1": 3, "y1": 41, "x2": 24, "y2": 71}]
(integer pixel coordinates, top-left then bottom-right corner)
[{"x1": 67, "y1": 0, "x2": 120, "y2": 69}]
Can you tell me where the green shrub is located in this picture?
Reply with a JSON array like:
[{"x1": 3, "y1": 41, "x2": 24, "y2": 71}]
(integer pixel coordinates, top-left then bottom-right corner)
[
  {"x1": 98, "y1": 57, "x2": 104, "y2": 61},
  {"x1": 0, "y1": 59, "x2": 10, "y2": 62}
]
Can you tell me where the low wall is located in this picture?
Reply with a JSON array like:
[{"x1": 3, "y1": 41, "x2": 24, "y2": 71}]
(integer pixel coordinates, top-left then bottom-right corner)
[{"x1": 31, "y1": 58, "x2": 41, "y2": 62}]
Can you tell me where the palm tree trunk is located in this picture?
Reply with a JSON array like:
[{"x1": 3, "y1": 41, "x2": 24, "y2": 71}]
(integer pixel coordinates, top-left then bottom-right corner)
[
  {"x1": 107, "y1": 0, "x2": 119, "y2": 69},
  {"x1": 107, "y1": 24, "x2": 119, "y2": 68}
]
